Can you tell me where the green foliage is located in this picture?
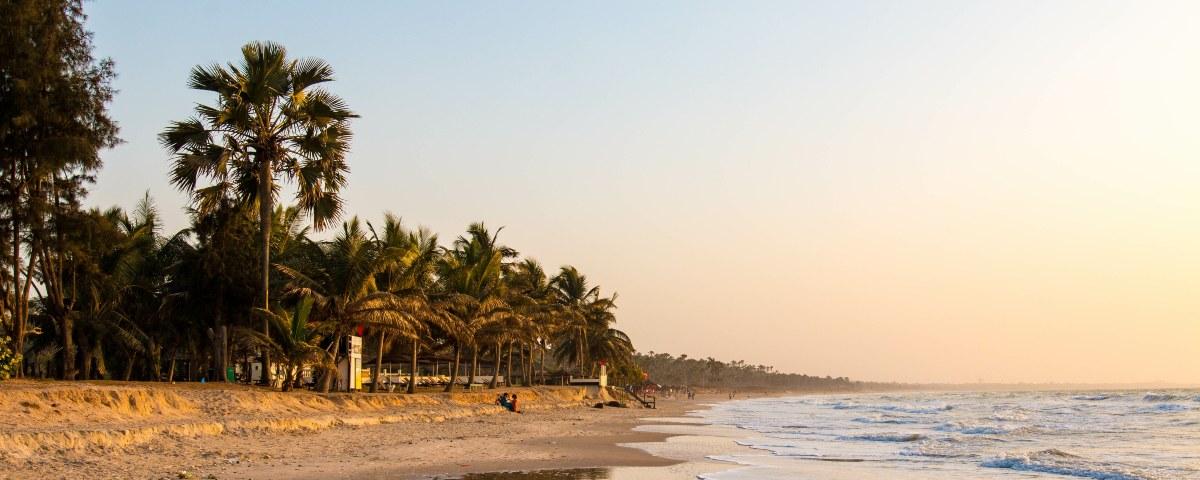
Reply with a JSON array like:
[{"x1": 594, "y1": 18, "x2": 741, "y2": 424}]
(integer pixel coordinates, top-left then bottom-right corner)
[
  {"x1": 1, "y1": 7, "x2": 636, "y2": 386},
  {"x1": 1, "y1": 0, "x2": 121, "y2": 378},
  {"x1": 634, "y1": 352, "x2": 862, "y2": 391},
  {"x1": 0, "y1": 336, "x2": 21, "y2": 380},
  {"x1": 160, "y1": 40, "x2": 356, "y2": 227}
]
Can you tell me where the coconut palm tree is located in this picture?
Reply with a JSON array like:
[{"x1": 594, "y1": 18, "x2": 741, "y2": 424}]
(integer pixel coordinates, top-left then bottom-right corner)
[
  {"x1": 274, "y1": 217, "x2": 422, "y2": 393},
  {"x1": 436, "y1": 223, "x2": 515, "y2": 391},
  {"x1": 579, "y1": 295, "x2": 633, "y2": 376},
  {"x1": 160, "y1": 41, "x2": 356, "y2": 384},
  {"x1": 240, "y1": 296, "x2": 328, "y2": 391},
  {"x1": 505, "y1": 259, "x2": 558, "y2": 385},
  {"x1": 371, "y1": 214, "x2": 457, "y2": 393},
  {"x1": 550, "y1": 266, "x2": 601, "y2": 376}
]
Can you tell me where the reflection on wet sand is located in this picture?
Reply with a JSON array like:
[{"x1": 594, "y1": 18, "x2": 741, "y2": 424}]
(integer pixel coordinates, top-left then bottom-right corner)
[{"x1": 442, "y1": 468, "x2": 612, "y2": 480}]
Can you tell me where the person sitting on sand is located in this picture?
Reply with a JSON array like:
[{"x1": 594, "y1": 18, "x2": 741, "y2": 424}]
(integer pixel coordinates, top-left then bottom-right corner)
[
  {"x1": 508, "y1": 393, "x2": 521, "y2": 413},
  {"x1": 495, "y1": 392, "x2": 511, "y2": 409}
]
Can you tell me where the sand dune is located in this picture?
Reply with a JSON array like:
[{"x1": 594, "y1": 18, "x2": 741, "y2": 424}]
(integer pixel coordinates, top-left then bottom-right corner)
[{"x1": 0, "y1": 380, "x2": 596, "y2": 462}]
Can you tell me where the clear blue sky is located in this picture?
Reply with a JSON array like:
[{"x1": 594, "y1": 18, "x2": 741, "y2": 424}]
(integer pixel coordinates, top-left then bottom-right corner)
[{"x1": 86, "y1": 1, "x2": 1200, "y2": 383}]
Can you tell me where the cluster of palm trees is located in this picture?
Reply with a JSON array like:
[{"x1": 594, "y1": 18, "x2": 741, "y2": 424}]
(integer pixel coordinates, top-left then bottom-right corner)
[
  {"x1": 241, "y1": 207, "x2": 636, "y2": 394},
  {"x1": 1, "y1": 36, "x2": 637, "y2": 391}
]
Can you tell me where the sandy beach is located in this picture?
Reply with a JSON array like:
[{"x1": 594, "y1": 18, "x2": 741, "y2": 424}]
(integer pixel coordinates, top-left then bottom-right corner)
[{"x1": 0, "y1": 381, "x2": 734, "y2": 480}]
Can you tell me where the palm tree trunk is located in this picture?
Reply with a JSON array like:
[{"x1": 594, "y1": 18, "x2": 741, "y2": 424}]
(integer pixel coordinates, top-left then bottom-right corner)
[
  {"x1": 214, "y1": 306, "x2": 228, "y2": 383},
  {"x1": 61, "y1": 314, "x2": 75, "y2": 380},
  {"x1": 532, "y1": 344, "x2": 539, "y2": 385},
  {"x1": 518, "y1": 345, "x2": 528, "y2": 386},
  {"x1": 577, "y1": 330, "x2": 585, "y2": 377},
  {"x1": 167, "y1": 353, "x2": 177, "y2": 383},
  {"x1": 149, "y1": 341, "x2": 162, "y2": 381},
  {"x1": 9, "y1": 200, "x2": 24, "y2": 378},
  {"x1": 407, "y1": 338, "x2": 418, "y2": 394},
  {"x1": 320, "y1": 335, "x2": 341, "y2": 393},
  {"x1": 123, "y1": 353, "x2": 135, "y2": 381},
  {"x1": 467, "y1": 346, "x2": 478, "y2": 389},
  {"x1": 443, "y1": 343, "x2": 460, "y2": 393},
  {"x1": 370, "y1": 329, "x2": 386, "y2": 393},
  {"x1": 79, "y1": 335, "x2": 93, "y2": 380},
  {"x1": 258, "y1": 158, "x2": 273, "y2": 386},
  {"x1": 281, "y1": 361, "x2": 295, "y2": 392},
  {"x1": 518, "y1": 344, "x2": 527, "y2": 386},
  {"x1": 539, "y1": 344, "x2": 546, "y2": 385},
  {"x1": 489, "y1": 342, "x2": 501, "y2": 389},
  {"x1": 505, "y1": 341, "x2": 513, "y2": 387}
]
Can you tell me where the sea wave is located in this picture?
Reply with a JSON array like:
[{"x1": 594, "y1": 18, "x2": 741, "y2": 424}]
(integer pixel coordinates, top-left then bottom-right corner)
[
  {"x1": 851, "y1": 415, "x2": 921, "y2": 425},
  {"x1": 702, "y1": 390, "x2": 1198, "y2": 479},
  {"x1": 988, "y1": 409, "x2": 1030, "y2": 422},
  {"x1": 1143, "y1": 393, "x2": 1185, "y2": 402},
  {"x1": 900, "y1": 442, "x2": 972, "y2": 458},
  {"x1": 821, "y1": 400, "x2": 952, "y2": 414},
  {"x1": 982, "y1": 449, "x2": 1155, "y2": 480},
  {"x1": 838, "y1": 432, "x2": 926, "y2": 442},
  {"x1": 875, "y1": 404, "x2": 954, "y2": 414},
  {"x1": 934, "y1": 422, "x2": 1020, "y2": 435},
  {"x1": 1138, "y1": 404, "x2": 1190, "y2": 414}
]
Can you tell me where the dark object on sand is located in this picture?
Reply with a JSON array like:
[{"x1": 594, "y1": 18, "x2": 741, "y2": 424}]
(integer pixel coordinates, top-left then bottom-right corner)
[
  {"x1": 593, "y1": 402, "x2": 605, "y2": 408},
  {"x1": 606, "y1": 401, "x2": 626, "y2": 408}
]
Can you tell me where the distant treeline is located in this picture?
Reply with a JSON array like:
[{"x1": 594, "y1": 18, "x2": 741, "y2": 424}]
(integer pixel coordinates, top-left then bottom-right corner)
[{"x1": 634, "y1": 352, "x2": 892, "y2": 392}]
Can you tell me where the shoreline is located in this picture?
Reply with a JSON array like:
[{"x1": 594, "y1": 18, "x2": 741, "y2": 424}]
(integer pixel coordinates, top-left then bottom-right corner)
[{"x1": 0, "y1": 381, "x2": 754, "y2": 480}]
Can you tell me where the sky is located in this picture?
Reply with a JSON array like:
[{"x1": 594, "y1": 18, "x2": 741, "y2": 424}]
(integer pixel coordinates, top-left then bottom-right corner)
[{"x1": 84, "y1": 1, "x2": 1200, "y2": 384}]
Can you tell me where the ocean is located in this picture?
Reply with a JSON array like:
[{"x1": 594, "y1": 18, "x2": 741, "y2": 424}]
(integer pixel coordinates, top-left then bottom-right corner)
[{"x1": 699, "y1": 390, "x2": 1200, "y2": 480}]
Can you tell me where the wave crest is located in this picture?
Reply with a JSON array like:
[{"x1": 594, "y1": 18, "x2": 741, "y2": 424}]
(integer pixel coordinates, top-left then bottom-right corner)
[
  {"x1": 982, "y1": 449, "x2": 1155, "y2": 480},
  {"x1": 839, "y1": 432, "x2": 926, "y2": 442}
]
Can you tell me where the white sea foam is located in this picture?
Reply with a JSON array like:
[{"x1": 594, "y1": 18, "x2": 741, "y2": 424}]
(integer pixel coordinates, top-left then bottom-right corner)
[
  {"x1": 850, "y1": 413, "x2": 924, "y2": 424},
  {"x1": 700, "y1": 390, "x2": 1199, "y2": 479},
  {"x1": 982, "y1": 449, "x2": 1155, "y2": 480},
  {"x1": 875, "y1": 404, "x2": 954, "y2": 414},
  {"x1": 934, "y1": 422, "x2": 1013, "y2": 435}
]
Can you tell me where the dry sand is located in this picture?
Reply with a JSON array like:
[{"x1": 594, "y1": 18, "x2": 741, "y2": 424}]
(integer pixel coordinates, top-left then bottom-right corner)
[{"x1": 0, "y1": 381, "x2": 722, "y2": 480}]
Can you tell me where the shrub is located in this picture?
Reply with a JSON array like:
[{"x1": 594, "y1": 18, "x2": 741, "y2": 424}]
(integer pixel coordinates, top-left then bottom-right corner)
[{"x1": 0, "y1": 336, "x2": 21, "y2": 381}]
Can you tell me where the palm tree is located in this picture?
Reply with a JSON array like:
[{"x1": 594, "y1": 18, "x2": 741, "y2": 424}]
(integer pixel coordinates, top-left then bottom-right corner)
[
  {"x1": 72, "y1": 205, "x2": 157, "y2": 380},
  {"x1": 275, "y1": 218, "x2": 422, "y2": 393},
  {"x1": 241, "y1": 297, "x2": 328, "y2": 391},
  {"x1": 550, "y1": 266, "x2": 601, "y2": 376},
  {"x1": 371, "y1": 214, "x2": 457, "y2": 394},
  {"x1": 159, "y1": 200, "x2": 261, "y2": 383},
  {"x1": 436, "y1": 223, "x2": 514, "y2": 392},
  {"x1": 160, "y1": 41, "x2": 356, "y2": 384},
  {"x1": 506, "y1": 259, "x2": 557, "y2": 385},
  {"x1": 580, "y1": 296, "x2": 633, "y2": 376}
]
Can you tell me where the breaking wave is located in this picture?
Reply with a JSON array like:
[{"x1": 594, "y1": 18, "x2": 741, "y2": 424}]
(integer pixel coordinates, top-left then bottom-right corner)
[
  {"x1": 838, "y1": 432, "x2": 926, "y2": 442},
  {"x1": 982, "y1": 449, "x2": 1156, "y2": 480}
]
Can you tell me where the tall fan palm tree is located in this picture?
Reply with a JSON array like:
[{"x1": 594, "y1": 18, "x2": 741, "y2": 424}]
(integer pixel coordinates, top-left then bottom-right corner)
[{"x1": 160, "y1": 41, "x2": 356, "y2": 384}]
